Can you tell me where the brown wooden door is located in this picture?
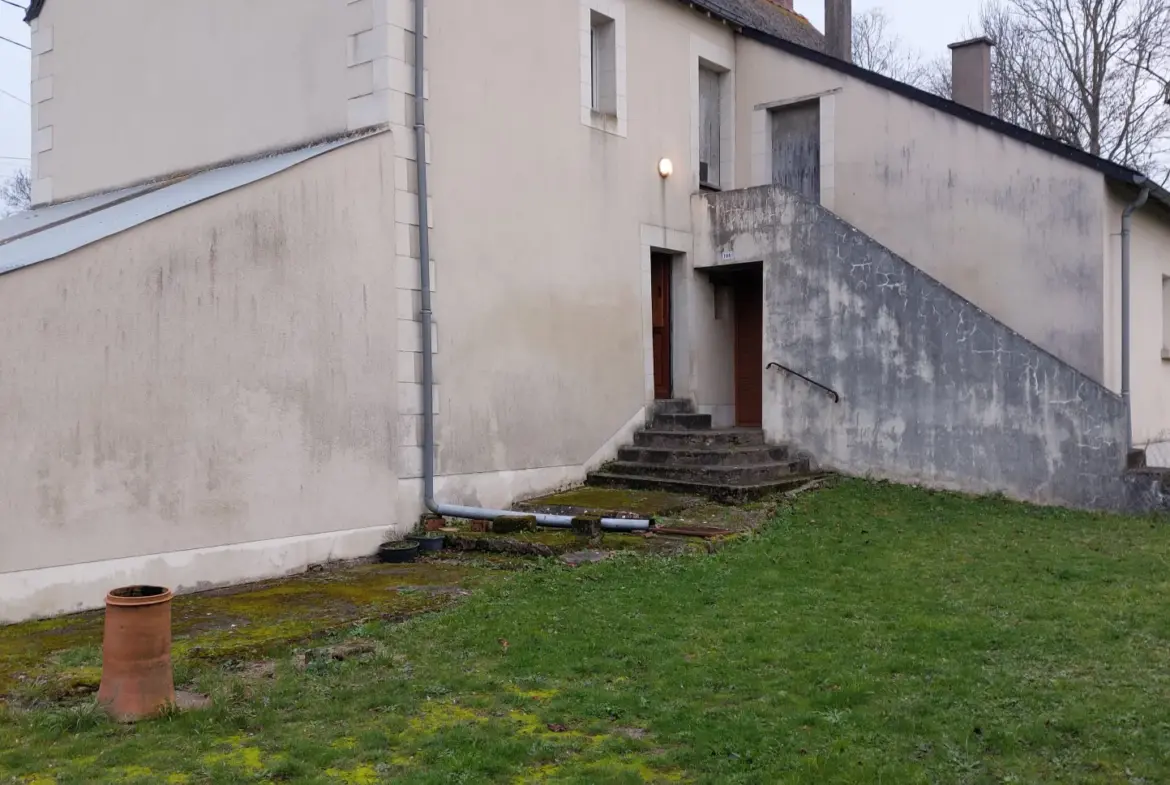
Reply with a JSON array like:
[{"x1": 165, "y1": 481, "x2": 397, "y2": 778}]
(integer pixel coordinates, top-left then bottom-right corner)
[
  {"x1": 734, "y1": 271, "x2": 763, "y2": 427},
  {"x1": 651, "y1": 254, "x2": 673, "y2": 400}
]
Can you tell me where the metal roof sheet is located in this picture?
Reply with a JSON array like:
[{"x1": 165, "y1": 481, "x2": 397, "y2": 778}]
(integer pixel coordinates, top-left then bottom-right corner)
[{"x1": 0, "y1": 133, "x2": 377, "y2": 277}]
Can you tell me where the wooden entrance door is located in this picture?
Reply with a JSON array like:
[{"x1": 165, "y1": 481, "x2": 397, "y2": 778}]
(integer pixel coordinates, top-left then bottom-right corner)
[
  {"x1": 733, "y1": 270, "x2": 763, "y2": 427},
  {"x1": 651, "y1": 253, "x2": 673, "y2": 400}
]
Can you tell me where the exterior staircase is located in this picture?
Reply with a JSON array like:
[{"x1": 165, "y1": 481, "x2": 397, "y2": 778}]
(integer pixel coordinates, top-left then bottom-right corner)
[{"x1": 588, "y1": 400, "x2": 821, "y2": 501}]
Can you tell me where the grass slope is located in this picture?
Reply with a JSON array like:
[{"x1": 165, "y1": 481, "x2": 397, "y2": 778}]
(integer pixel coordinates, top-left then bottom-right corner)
[{"x1": 3, "y1": 479, "x2": 1170, "y2": 784}]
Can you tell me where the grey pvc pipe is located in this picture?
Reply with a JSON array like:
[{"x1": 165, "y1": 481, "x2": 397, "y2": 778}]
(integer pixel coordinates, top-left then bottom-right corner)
[
  {"x1": 411, "y1": 0, "x2": 650, "y2": 533},
  {"x1": 1121, "y1": 181, "x2": 1151, "y2": 451}
]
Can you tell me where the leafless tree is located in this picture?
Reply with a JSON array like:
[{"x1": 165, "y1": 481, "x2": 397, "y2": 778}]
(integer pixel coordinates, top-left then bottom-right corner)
[
  {"x1": 913, "y1": 1, "x2": 1169, "y2": 181},
  {"x1": 851, "y1": 8, "x2": 929, "y2": 86},
  {"x1": 1008, "y1": 0, "x2": 1169, "y2": 177},
  {"x1": 1, "y1": 168, "x2": 31, "y2": 215}
]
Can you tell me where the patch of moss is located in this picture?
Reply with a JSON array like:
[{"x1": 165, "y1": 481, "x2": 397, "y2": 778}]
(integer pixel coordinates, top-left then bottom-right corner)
[
  {"x1": 203, "y1": 734, "x2": 266, "y2": 774},
  {"x1": 1, "y1": 562, "x2": 498, "y2": 701},
  {"x1": 324, "y1": 764, "x2": 380, "y2": 784},
  {"x1": 405, "y1": 700, "x2": 487, "y2": 736},
  {"x1": 518, "y1": 487, "x2": 698, "y2": 517}
]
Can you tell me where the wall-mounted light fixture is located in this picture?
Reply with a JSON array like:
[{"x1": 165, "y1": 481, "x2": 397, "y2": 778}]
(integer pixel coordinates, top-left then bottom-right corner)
[{"x1": 657, "y1": 158, "x2": 674, "y2": 179}]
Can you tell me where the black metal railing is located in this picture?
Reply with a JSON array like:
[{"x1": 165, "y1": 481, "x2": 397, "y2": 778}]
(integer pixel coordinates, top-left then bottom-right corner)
[{"x1": 766, "y1": 362, "x2": 840, "y2": 403}]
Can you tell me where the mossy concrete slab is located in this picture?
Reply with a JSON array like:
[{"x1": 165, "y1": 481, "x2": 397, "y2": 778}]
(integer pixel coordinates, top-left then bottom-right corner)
[
  {"x1": 515, "y1": 487, "x2": 699, "y2": 519},
  {"x1": 0, "y1": 560, "x2": 502, "y2": 702}
]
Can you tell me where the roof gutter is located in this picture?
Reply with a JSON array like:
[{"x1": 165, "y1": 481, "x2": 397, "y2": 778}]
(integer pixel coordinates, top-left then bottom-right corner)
[{"x1": 410, "y1": 0, "x2": 649, "y2": 533}]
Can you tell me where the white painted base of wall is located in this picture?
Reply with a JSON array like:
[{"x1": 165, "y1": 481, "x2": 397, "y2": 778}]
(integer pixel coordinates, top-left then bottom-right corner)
[
  {"x1": 395, "y1": 407, "x2": 649, "y2": 523},
  {"x1": 698, "y1": 404, "x2": 734, "y2": 428},
  {"x1": 2, "y1": 407, "x2": 651, "y2": 625},
  {"x1": 1144, "y1": 440, "x2": 1170, "y2": 468},
  {"x1": 0, "y1": 525, "x2": 390, "y2": 625}
]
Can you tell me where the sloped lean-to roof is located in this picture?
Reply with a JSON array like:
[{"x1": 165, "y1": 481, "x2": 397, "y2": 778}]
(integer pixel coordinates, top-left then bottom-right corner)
[{"x1": 0, "y1": 132, "x2": 382, "y2": 277}]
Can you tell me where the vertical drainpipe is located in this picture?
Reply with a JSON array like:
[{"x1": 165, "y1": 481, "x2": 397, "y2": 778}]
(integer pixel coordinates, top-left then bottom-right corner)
[
  {"x1": 1121, "y1": 179, "x2": 1150, "y2": 452},
  {"x1": 409, "y1": 0, "x2": 649, "y2": 532},
  {"x1": 414, "y1": 0, "x2": 437, "y2": 513}
]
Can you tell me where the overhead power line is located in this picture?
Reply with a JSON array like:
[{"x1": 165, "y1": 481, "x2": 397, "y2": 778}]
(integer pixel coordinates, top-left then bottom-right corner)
[
  {"x1": 0, "y1": 155, "x2": 30, "y2": 161},
  {"x1": 0, "y1": 86, "x2": 28, "y2": 105},
  {"x1": 0, "y1": 32, "x2": 29, "y2": 50},
  {"x1": 0, "y1": 0, "x2": 28, "y2": 11}
]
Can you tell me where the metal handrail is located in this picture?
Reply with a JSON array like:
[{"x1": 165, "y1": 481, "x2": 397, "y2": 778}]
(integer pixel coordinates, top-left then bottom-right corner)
[{"x1": 767, "y1": 361, "x2": 840, "y2": 403}]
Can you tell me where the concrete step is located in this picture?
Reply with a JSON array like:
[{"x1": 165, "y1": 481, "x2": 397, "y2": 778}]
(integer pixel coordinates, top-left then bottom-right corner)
[
  {"x1": 634, "y1": 429, "x2": 766, "y2": 449},
  {"x1": 617, "y1": 445, "x2": 793, "y2": 467},
  {"x1": 649, "y1": 412, "x2": 712, "y2": 431},
  {"x1": 601, "y1": 458, "x2": 810, "y2": 486},
  {"x1": 651, "y1": 399, "x2": 696, "y2": 415},
  {"x1": 587, "y1": 471, "x2": 826, "y2": 503}
]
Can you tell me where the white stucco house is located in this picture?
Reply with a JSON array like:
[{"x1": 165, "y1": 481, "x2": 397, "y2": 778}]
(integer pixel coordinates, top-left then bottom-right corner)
[{"x1": 2, "y1": 0, "x2": 1169, "y2": 622}]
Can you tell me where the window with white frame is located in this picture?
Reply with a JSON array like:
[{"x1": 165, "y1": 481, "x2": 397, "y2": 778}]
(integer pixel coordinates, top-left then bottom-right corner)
[
  {"x1": 690, "y1": 36, "x2": 734, "y2": 192},
  {"x1": 590, "y1": 11, "x2": 617, "y2": 116},
  {"x1": 699, "y1": 67, "x2": 722, "y2": 190},
  {"x1": 580, "y1": 0, "x2": 627, "y2": 136}
]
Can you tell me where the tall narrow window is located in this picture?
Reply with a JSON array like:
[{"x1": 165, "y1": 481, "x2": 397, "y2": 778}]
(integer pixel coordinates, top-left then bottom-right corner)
[
  {"x1": 699, "y1": 67, "x2": 722, "y2": 190},
  {"x1": 1162, "y1": 276, "x2": 1170, "y2": 359},
  {"x1": 591, "y1": 11, "x2": 617, "y2": 116}
]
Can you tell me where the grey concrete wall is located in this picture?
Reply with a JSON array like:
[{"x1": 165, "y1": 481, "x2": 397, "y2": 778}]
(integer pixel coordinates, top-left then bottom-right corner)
[{"x1": 697, "y1": 185, "x2": 1130, "y2": 509}]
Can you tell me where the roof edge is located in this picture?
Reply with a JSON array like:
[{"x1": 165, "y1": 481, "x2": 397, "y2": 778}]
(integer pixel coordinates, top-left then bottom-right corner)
[
  {"x1": 24, "y1": 0, "x2": 45, "y2": 23},
  {"x1": 737, "y1": 26, "x2": 1170, "y2": 214},
  {"x1": 0, "y1": 129, "x2": 388, "y2": 277}
]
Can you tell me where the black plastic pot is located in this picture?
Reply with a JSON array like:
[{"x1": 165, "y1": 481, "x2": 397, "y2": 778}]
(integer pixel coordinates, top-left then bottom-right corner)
[
  {"x1": 378, "y1": 540, "x2": 420, "y2": 563},
  {"x1": 407, "y1": 533, "x2": 445, "y2": 552}
]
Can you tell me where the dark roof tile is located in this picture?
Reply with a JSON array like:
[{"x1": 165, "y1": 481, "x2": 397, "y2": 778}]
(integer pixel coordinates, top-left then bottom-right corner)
[{"x1": 687, "y1": 0, "x2": 825, "y2": 50}]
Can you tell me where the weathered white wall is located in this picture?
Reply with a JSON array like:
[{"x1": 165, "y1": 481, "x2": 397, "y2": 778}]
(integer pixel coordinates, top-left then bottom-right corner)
[
  {"x1": 734, "y1": 39, "x2": 1108, "y2": 381},
  {"x1": 424, "y1": 0, "x2": 734, "y2": 499},
  {"x1": 1103, "y1": 193, "x2": 1170, "y2": 457},
  {"x1": 0, "y1": 135, "x2": 400, "y2": 619},
  {"x1": 31, "y1": 0, "x2": 349, "y2": 203}
]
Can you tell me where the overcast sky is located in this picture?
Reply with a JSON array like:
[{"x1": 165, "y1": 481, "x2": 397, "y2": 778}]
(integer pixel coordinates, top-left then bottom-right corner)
[{"x1": 0, "y1": 1, "x2": 983, "y2": 185}]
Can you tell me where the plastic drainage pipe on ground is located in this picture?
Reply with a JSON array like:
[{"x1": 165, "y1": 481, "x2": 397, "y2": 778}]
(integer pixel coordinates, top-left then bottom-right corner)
[
  {"x1": 411, "y1": 0, "x2": 651, "y2": 535},
  {"x1": 434, "y1": 504, "x2": 651, "y2": 533}
]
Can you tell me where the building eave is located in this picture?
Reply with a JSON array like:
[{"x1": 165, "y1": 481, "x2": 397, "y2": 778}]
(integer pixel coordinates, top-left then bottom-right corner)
[{"x1": 734, "y1": 25, "x2": 1170, "y2": 214}]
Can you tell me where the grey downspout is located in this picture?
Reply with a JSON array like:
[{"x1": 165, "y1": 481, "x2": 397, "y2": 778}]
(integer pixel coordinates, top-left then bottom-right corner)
[
  {"x1": 1121, "y1": 179, "x2": 1151, "y2": 452},
  {"x1": 410, "y1": 0, "x2": 649, "y2": 533}
]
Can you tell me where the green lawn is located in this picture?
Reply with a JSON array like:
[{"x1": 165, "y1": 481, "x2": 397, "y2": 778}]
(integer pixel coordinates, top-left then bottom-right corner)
[{"x1": 4, "y1": 479, "x2": 1170, "y2": 784}]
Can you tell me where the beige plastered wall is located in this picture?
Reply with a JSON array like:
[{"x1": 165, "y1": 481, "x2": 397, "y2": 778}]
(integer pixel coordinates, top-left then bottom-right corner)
[
  {"x1": 29, "y1": 0, "x2": 350, "y2": 204},
  {"x1": 420, "y1": 0, "x2": 739, "y2": 504},
  {"x1": 1103, "y1": 192, "x2": 1170, "y2": 459},
  {"x1": 0, "y1": 135, "x2": 400, "y2": 621},
  {"x1": 733, "y1": 38, "x2": 1108, "y2": 382}
]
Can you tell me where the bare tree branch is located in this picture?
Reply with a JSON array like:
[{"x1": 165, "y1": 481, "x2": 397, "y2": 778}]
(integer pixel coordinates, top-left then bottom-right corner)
[
  {"x1": 1, "y1": 168, "x2": 31, "y2": 214},
  {"x1": 851, "y1": 8, "x2": 930, "y2": 86},
  {"x1": 981, "y1": 0, "x2": 1169, "y2": 177}
]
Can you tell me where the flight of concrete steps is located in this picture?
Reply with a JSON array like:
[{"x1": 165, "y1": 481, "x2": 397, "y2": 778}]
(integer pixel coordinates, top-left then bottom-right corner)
[{"x1": 587, "y1": 399, "x2": 822, "y2": 501}]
